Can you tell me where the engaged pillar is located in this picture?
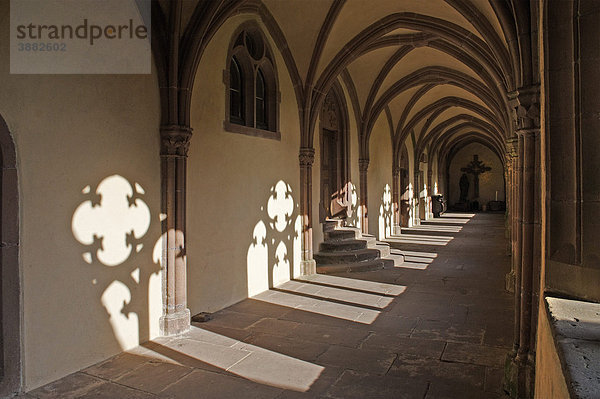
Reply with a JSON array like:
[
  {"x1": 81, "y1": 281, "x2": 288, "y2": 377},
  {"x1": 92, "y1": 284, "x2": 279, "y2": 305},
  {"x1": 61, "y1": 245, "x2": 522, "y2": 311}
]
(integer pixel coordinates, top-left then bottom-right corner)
[
  {"x1": 159, "y1": 124, "x2": 192, "y2": 336},
  {"x1": 299, "y1": 147, "x2": 316, "y2": 275}
]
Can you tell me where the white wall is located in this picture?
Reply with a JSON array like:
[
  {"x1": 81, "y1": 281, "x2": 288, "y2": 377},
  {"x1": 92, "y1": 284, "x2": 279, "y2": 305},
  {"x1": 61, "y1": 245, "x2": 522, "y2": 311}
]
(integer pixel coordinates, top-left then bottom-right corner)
[
  {"x1": 404, "y1": 136, "x2": 419, "y2": 227},
  {"x1": 367, "y1": 114, "x2": 393, "y2": 240},
  {"x1": 0, "y1": 2, "x2": 162, "y2": 389},
  {"x1": 187, "y1": 15, "x2": 301, "y2": 313}
]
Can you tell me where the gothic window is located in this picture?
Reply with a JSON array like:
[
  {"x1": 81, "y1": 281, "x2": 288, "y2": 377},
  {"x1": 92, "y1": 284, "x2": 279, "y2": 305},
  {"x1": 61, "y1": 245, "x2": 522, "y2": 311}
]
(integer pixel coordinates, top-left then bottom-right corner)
[
  {"x1": 225, "y1": 24, "x2": 279, "y2": 139},
  {"x1": 229, "y1": 57, "x2": 244, "y2": 125},
  {"x1": 255, "y1": 68, "x2": 267, "y2": 130}
]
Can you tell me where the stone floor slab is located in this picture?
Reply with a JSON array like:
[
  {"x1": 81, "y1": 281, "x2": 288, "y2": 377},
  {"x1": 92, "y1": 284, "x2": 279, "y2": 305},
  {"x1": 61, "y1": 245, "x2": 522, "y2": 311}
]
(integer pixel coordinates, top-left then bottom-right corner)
[
  {"x1": 243, "y1": 332, "x2": 329, "y2": 361},
  {"x1": 387, "y1": 357, "x2": 486, "y2": 389},
  {"x1": 411, "y1": 320, "x2": 485, "y2": 344},
  {"x1": 246, "y1": 317, "x2": 301, "y2": 336},
  {"x1": 289, "y1": 322, "x2": 370, "y2": 348},
  {"x1": 115, "y1": 361, "x2": 193, "y2": 394},
  {"x1": 441, "y1": 342, "x2": 508, "y2": 367},
  {"x1": 77, "y1": 382, "x2": 157, "y2": 399},
  {"x1": 30, "y1": 373, "x2": 106, "y2": 399},
  {"x1": 296, "y1": 274, "x2": 406, "y2": 296},
  {"x1": 326, "y1": 369, "x2": 429, "y2": 399},
  {"x1": 316, "y1": 345, "x2": 397, "y2": 374},
  {"x1": 361, "y1": 334, "x2": 446, "y2": 359},
  {"x1": 158, "y1": 369, "x2": 282, "y2": 399},
  {"x1": 83, "y1": 353, "x2": 150, "y2": 381}
]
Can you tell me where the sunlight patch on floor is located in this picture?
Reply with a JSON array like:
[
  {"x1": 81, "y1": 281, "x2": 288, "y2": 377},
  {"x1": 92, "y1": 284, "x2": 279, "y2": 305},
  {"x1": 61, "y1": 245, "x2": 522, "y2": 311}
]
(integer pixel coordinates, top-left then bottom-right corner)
[
  {"x1": 276, "y1": 280, "x2": 395, "y2": 309},
  {"x1": 386, "y1": 234, "x2": 453, "y2": 246},
  {"x1": 137, "y1": 327, "x2": 324, "y2": 392},
  {"x1": 252, "y1": 289, "x2": 381, "y2": 324},
  {"x1": 295, "y1": 274, "x2": 406, "y2": 296},
  {"x1": 405, "y1": 225, "x2": 463, "y2": 233}
]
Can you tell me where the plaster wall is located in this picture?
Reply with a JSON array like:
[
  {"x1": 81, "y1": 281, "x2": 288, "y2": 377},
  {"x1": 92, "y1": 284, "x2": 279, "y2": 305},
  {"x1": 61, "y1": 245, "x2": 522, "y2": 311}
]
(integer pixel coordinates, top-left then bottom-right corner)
[
  {"x1": 432, "y1": 155, "x2": 439, "y2": 195},
  {"x1": 367, "y1": 114, "x2": 393, "y2": 240},
  {"x1": 0, "y1": 3, "x2": 162, "y2": 390},
  {"x1": 448, "y1": 143, "x2": 505, "y2": 207},
  {"x1": 188, "y1": 15, "x2": 301, "y2": 313},
  {"x1": 403, "y1": 136, "x2": 418, "y2": 227}
]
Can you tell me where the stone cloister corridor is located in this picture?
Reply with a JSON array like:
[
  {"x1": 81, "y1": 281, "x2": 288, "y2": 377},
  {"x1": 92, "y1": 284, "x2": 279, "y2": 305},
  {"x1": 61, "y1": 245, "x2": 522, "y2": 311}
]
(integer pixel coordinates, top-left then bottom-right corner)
[
  {"x1": 1, "y1": 0, "x2": 599, "y2": 398},
  {"x1": 22, "y1": 213, "x2": 513, "y2": 399}
]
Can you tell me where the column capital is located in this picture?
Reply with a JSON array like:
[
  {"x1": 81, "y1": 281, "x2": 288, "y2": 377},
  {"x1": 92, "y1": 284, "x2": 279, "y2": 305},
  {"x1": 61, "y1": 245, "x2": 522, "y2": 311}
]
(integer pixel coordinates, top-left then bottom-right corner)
[
  {"x1": 392, "y1": 166, "x2": 401, "y2": 177},
  {"x1": 359, "y1": 158, "x2": 369, "y2": 172},
  {"x1": 299, "y1": 147, "x2": 315, "y2": 167},
  {"x1": 160, "y1": 124, "x2": 193, "y2": 157},
  {"x1": 508, "y1": 86, "x2": 540, "y2": 132},
  {"x1": 506, "y1": 137, "x2": 519, "y2": 158}
]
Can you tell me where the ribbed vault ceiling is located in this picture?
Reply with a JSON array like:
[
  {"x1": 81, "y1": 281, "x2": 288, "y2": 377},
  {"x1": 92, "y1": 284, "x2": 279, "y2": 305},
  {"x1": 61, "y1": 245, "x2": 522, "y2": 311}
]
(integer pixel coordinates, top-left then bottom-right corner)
[
  {"x1": 252, "y1": 0, "x2": 519, "y2": 162},
  {"x1": 159, "y1": 0, "x2": 532, "y2": 164}
]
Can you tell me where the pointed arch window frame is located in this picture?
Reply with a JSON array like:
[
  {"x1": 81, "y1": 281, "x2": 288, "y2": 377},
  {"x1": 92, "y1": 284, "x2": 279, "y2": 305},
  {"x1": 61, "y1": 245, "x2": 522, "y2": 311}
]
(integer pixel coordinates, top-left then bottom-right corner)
[{"x1": 224, "y1": 23, "x2": 280, "y2": 141}]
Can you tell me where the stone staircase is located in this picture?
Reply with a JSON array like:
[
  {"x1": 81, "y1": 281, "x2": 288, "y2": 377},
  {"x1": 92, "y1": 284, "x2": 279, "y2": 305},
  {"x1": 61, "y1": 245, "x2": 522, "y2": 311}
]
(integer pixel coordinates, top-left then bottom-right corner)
[{"x1": 314, "y1": 219, "x2": 404, "y2": 274}]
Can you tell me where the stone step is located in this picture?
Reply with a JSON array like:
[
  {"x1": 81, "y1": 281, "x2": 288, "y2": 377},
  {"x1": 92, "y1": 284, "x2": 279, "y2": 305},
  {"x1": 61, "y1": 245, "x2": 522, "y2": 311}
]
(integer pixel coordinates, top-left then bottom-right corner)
[
  {"x1": 364, "y1": 236, "x2": 377, "y2": 247},
  {"x1": 374, "y1": 243, "x2": 391, "y2": 258},
  {"x1": 381, "y1": 253, "x2": 405, "y2": 268},
  {"x1": 316, "y1": 258, "x2": 385, "y2": 274},
  {"x1": 323, "y1": 218, "x2": 345, "y2": 232},
  {"x1": 320, "y1": 239, "x2": 368, "y2": 252},
  {"x1": 314, "y1": 248, "x2": 380, "y2": 265},
  {"x1": 325, "y1": 227, "x2": 361, "y2": 241}
]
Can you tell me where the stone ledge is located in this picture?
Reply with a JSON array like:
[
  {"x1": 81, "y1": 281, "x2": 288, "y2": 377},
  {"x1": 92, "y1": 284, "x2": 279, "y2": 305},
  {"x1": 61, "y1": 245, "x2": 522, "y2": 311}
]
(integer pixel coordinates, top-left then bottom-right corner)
[{"x1": 546, "y1": 296, "x2": 600, "y2": 398}]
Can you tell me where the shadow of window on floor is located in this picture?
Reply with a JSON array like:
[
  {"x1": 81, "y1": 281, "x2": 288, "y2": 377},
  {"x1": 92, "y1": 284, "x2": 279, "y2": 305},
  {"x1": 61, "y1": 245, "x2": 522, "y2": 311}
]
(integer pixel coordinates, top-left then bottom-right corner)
[{"x1": 137, "y1": 328, "x2": 324, "y2": 392}]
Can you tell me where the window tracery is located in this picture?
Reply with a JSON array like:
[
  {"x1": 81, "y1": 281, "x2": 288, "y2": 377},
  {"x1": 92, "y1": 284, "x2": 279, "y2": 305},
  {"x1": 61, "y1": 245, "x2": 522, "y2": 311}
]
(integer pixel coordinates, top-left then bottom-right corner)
[{"x1": 225, "y1": 24, "x2": 279, "y2": 139}]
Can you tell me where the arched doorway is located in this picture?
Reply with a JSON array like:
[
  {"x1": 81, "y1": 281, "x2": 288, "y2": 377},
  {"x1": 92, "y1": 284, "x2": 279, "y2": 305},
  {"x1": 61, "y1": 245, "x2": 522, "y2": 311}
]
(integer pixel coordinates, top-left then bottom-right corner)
[
  {"x1": 0, "y1": 114, "x2": 20, "y2": 396},
  {"x1": 319, "y1": 84, "x2": 350, "y2": 221}
]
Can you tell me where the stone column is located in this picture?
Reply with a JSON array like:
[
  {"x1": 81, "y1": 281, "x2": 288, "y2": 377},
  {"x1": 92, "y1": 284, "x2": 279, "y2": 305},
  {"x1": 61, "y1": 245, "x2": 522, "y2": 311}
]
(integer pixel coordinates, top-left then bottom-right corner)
[
  {"x1": 299, "y1": 147, "x2": 316, "y2": 275},
  {"x1": 414, "y1": 171, "x2": 421, "y2": 225},
  {"x1": 160, "y1": 124, "x2": 192, "y2": 336},
  {"x1": 529, "y1": 130, "x2": 542, "y2": 379},
  {"x1": 505, "y1": 138, "x2": 518, "y2": 292},
  {"x1": 504, "y1": 88, "x2": 540, "y2": 399},
  {"x1": 517, "y1": 130, "x2": 535, "y2": 364},
  {"x1": 514, "y1": 134, "x2": 524, "y2": 353},
  {"x1": 392, "y1": 166, "x2": 401, "y2": 235},
  {"x1": 359, "y1": 158, "x2": 369, "y2": 234}
]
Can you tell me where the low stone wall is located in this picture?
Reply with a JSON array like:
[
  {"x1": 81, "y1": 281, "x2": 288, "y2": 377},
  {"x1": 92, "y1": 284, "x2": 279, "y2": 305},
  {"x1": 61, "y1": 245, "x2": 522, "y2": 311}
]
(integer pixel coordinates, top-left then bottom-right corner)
[{"x1": 536, "y1": 296, "x2": 600, "y2": 398}]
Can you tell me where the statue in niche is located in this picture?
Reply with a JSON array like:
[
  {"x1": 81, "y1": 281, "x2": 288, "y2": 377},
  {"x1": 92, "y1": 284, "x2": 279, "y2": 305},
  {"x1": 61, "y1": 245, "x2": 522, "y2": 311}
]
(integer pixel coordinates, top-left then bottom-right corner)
[{"x1": 459, "y1": 173, "x2": 470, "y2": 202}]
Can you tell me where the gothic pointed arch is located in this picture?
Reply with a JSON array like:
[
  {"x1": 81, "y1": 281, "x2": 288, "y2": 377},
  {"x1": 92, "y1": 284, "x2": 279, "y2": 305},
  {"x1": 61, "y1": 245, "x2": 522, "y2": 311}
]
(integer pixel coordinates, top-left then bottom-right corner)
[
  {"x1": 318, "y1": 80, "x2": 350, "y2": 221},
  {"x1": 0, "y1": 114, "x2": 20, "y2": 397}
]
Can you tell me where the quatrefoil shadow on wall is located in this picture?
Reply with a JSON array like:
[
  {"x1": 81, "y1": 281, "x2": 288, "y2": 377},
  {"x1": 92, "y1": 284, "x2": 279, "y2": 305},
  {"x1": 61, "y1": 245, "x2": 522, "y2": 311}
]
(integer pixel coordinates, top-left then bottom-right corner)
[{"x1": 72, "y1": 174, "x2": 151, "y2": 266}]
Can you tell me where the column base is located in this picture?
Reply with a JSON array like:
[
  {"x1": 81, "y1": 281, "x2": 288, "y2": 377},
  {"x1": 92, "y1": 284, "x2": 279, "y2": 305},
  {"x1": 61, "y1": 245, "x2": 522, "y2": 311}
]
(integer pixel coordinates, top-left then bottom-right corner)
[
  {"x1": 393, "y1": 225, "x2": 402, "y2": 235},
  {"x1": 503, "y1": 353, "x2": 534, "y2": 398},
  {"x1": 160, "y1": 308, "x2": 190, "y2": 336},
  {"x1": 300, "y1": 259, "x2": 316, "y2": 275},
  {"x1": 505, "y1": 270, "x2": 515, "y2": 293}
]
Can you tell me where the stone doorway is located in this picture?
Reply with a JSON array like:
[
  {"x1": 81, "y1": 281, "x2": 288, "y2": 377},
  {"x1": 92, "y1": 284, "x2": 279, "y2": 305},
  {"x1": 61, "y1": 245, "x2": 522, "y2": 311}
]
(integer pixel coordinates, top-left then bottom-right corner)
[{"x1": 319, "y1": 86, "x2": 349, "y2": 221}]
